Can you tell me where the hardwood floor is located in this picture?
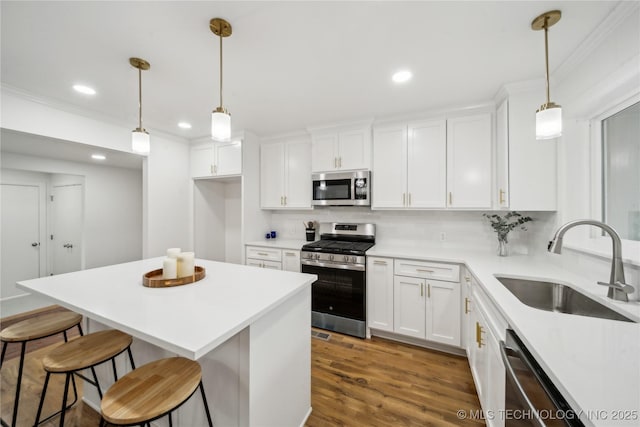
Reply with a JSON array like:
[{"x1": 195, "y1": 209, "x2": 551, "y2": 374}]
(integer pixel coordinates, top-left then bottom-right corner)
[{"x1": 1, "y1": 307, "x2": 484, "y2": 426}]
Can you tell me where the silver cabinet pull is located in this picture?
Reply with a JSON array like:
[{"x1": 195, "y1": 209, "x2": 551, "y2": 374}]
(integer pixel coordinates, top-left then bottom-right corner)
[
  {"x1": 416, "y1": 268, "x2": 434, "y2": 273},
  {"x1": 257, "y1": 252, "x2": 269, "y2": 256},
  {"x1": 373, "y1": 260, "x2": 387, "y2": 265},
  {"x1": 210, "y1": 164, "x2": 214, "y2": 175},
  {"x1": 284, "y1": 195, "x2": 287, "y2": 205},
  {"x1": 448, "y1": 192, "x2": 453, "y2": 205},
  {"x1": 338, "y1": 157, "x2": 342, "y2": 168},
  {"x1": 427, "y1": 283, "x2": 431, "y2": 298},
  {"x1": 285, "y1": 252, "x2": 296, "y2": 257},
  {"x1": 420, "y1": 283, "x2": 424, "y2": 297},
  {"x1": 408, "y1": 193, "x2": 412, "y2": 206},
  {"x1": 334, "y1": 157, "x2": 338, "y2": 168},
  {"x1": 402, "y1": 193, "x2": 406, "y2": 206}
]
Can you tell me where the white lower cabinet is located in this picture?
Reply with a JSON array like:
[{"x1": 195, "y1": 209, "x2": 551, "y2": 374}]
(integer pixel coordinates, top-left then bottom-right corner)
[
  {"x1": 245, "y1": 246, "x2": 300, "y2": 272},
  {"x1": 465, "y1": 276, "x2": 506, "y2": 427},
  {"x1": 390, "y1": 259, "x2": 461, "y2": 347},
  {"x1": 366, "y1": 257, "x2": 394, "y2": 332}
]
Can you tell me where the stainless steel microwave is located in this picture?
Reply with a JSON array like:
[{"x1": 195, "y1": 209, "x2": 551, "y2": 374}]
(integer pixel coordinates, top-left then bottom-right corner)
[{"x1": 311, "y1": 170, "x2": 371, "y2": 206}]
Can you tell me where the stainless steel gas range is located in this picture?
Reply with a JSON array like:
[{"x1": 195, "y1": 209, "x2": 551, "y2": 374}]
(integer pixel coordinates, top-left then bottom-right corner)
[{"x1": 301, "y1": 223, "x2": 375, "y2": 338}]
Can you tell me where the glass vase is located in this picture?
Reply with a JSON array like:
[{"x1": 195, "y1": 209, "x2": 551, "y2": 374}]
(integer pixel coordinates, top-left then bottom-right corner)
[{"x1": 497, "y1": 239, "x2": 508, "y2": 257}]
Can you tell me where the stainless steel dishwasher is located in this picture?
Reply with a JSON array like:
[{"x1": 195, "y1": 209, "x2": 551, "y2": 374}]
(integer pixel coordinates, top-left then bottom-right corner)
[{"x1": 500, "y1": 329, "x2": 585, "y2": 427}]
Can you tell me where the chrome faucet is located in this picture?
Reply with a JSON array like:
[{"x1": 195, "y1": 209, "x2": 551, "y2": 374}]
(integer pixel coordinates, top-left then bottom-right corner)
[{"x1": 548, "y1": 219, "x2": 634, "y2": 302}]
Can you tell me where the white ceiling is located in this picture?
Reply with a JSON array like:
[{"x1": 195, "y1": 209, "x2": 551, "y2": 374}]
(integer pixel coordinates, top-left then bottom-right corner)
[{"x1": 1, "y1": 1, "x2": 619, "y2": 140}]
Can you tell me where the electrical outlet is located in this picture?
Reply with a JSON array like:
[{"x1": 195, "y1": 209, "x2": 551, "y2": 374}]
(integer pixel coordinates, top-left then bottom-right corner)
[{"x1": 440, "y1": 232, "x2": 446, "y2": 241}]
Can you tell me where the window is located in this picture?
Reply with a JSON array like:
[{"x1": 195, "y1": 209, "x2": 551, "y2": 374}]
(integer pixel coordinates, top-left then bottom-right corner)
[{"x1": 602, "y1": 101, "x2": 640, "y2": 241}]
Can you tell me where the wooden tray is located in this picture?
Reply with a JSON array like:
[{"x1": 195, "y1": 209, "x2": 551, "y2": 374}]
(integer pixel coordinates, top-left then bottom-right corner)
[{"x1": 143, "y1": 266, "x2": 206, "y2": 288}]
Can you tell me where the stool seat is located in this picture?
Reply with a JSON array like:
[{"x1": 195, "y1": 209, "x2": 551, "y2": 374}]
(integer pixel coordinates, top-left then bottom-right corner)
[
  {"x1": 101, "y1": 357, "x2": 202, "y2": 425},
  {"x1": 42, "y1": 329, "x2": 132, "y2": 373},
  {"x1": 0, "y1": 312, "x2": 82, "y2": 342}
]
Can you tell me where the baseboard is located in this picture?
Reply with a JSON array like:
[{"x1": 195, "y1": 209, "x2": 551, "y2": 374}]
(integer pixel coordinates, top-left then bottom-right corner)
[
  {"x1": 0, "y1": 293, "x2": 56, "y2": 319},
  {"x1": 369, "y1": 329, "x2": 466, "y2": 357},
  {"x1": 299, "y1": 407, "x2": 313, "y2": 427}
]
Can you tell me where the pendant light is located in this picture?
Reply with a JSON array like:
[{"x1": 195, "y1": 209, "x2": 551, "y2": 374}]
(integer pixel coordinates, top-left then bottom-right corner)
[
  {"x1": 532, "y1": 10, "x2": 562, "y2": 140},
  {"x1": 210, "y1": 18, "x2": 232, "y2": 141},
  {"x1": 130, "y1": 57, "x2": 151, "y2": 154}
]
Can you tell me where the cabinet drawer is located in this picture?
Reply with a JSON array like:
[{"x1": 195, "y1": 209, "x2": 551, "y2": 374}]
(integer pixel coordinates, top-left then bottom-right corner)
[
  {"x1": 394, "y1": 259, "x2": 460, "y2": 282},
  {"x1": 246, "y1": 247, "x2": 282, "y2": 262}
]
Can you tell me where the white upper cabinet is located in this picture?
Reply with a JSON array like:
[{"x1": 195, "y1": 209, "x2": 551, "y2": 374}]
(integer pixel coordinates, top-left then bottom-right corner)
[
  {"x1": 446, "y1": 114, "x2": 492, "y2": 208},
  {"x1": 260, "y1": 137, "x2": 312, "y2": 209},
  {"x1": 191, "y1": 140, "x2": 242, "y2": 179},
  {"x1": 372, "y1": 125, "x2": 407, "y2": 208},
  {"x1": 310, "y1": 123, "x2": 372, "y2": 172},
  {"x1": 496, "y1": 90, "x2": 557, "y2": 210}
]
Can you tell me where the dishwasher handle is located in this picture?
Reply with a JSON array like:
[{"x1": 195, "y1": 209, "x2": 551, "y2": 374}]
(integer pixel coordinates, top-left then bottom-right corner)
[{"x1": 500, "y1": 341, "x2": 547, "y2": 427}]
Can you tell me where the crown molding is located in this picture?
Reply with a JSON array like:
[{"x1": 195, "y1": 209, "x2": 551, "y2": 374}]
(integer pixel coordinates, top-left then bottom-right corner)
[
  {"x1": 553, "y1": 1, "x2": 640, "y2": 85},
  {"x1": 494, "y1": 79, "x2": 545, "y2": 103},
  {"x1": 306, "y1": 118, "x2": 374, "y2": 134},
  {"x1": 260, "y1": 129, "x2": 311, "y2": 143},
  {"x1": 1, "y1": 84, "x2": 189, "y2": 144}
]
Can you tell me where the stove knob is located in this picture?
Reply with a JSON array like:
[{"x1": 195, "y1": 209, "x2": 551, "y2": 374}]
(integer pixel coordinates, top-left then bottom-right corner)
[
  {"x1": 329, "y1": 254, "x2": 334, "y2": 261},
  {"x1": 306, "y1": 253, "x2": 313, "y2": 259},
  {"x1": 351, "y1": 256, "x2": 357, "y2": 263},
  {"x1": 343, "y1": 255, "x2": 349, "y2": 262},
  {"x1": 315, "y1": 254, "x2": 320, "y2": 260}
]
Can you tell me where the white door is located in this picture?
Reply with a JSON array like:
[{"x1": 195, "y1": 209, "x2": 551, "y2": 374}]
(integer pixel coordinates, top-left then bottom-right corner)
[
  {"x1": 260, "y1": 143, "x2": 285, "y2": 208},
  {"x1": 407, "y1": 120, "x2": 447, "y2": 208},
  {"x1": 51, "y1": 184, "x2": 83, "y2": 275},
  {"x1": 190, "y1": 145, "x2": 215, "y2": 178},
  {"x1": 446, "y1": 114, "x2": 492, "y2": 208},
  {"x1": 425, "y1": 279, "x2": 461, "y2": 346},
  {"x1": 338, "y1": 129, "x2": 369, "y2": 170},
  {"x1": 393, "y1": 275, "x2": 425, "y2": 338},
  {"x1": 366, "y1": 257, "x2": 394, "y2": 332},
  {"x1": 372, "y1": 125, "x2": 407, "y2": 208},
  {"x1": 311, "y1": 133, "x2": 337, "y2": 172},
  {"x1": 1, "y1": 184, "x2": 42, "y2": 299},
  {"x1": 284, "y1": 139, "x2": 312, "y2": 209},
  {"x1": 214, "y1": 141, "x2": 242, "y2": 176}
]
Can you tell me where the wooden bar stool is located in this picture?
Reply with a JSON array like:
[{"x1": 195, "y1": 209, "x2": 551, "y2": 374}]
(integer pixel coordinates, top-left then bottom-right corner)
[
  {"x1": 100, "y1": 357, "x2": 213, "y2": 427},
  {"x1": 0, "y1": 311, "x2": 83, "y2": 427},
  {"x1": 33, "y1": 329, "x2": 135, "y2": 427}
]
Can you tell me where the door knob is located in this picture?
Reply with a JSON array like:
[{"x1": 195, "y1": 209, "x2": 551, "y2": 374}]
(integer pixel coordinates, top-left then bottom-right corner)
[
  {"x1": 31, "y1": 242, "x2": 39, "y2": 247},
  {"x1": 63, "y1": 243, "x2": 74, "y2": 249}
]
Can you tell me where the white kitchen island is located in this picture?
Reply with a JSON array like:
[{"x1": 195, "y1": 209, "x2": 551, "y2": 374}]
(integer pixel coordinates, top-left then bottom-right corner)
[{"x1": 17, "y1": 257, "x2": 316, "y2": 427}]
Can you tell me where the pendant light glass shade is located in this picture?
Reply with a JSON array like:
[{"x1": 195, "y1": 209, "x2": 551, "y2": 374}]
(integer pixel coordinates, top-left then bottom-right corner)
[
  {"x1": 132, "y1": 129, "x2": 150, "y2": 154},
  {"x1": 532, "y1": 11, "x2": 562, "y2": 141},
  {"x1": 210, "y1": 18, "x2": 232, "y2": 141},
  {"x1": 211, "y1": 109, "x2": 231, "y2": 141},
  {"x1": 536, "y1": 104, "x2": 562, "y2": 140},
  {"x1": 129, "y1": 57, "x2": 151, "y2": 154}
]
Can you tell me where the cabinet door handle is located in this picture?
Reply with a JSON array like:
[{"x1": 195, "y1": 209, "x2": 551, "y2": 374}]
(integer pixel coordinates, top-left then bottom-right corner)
[
  {"x1": 427, "y1": 283, "x2": 431, "y2": 298},
  {"x1": 476, "y1": 322, "x2": 484, "y2": 348},
  {"x1": 373, "y1": 260, "x2": 387, "y2": 265},
  {"x1": 408, "y1": 193, "x2": 411, "y2": 206},
  {"x1": 285, "y1": 252, "x2": 296, "y2": 257},
  {"x1": 499, "y1": 188, "x2": 505, "y2": 205},
  {"x1": 464, "y1": 276, "x2": 471, "y2": 283},
  {"x1": 210, "y1": 164, "x2": 214, "y2": 175},
  {"x1": 257, "y1": 252, "x2": 269, "y2": 256},
  {"x1": 284, "y1": 195, "x2": 287, "y2": 205},
  {"x1": 402, "y1": 193, "x2": 406, "y2": 206},
  {"x1": 448, "y1": 192, "x2": 453, "y2": 205},
  {"x1": 420, "y1": 283, "x2": 424, "y2": 297},
  {"x1": 280, "y1": 196, "x2": 284, "y2": 205},
  {"x1": 416, "y1": 268, "x2": 434, "y2": 273},
  {"x1": 338, "y1": 157, "x2": 342, "y2": 168},
  {"x1": 334, "y1": 157, "x2": 338, "y2": 168},
  {"x1": 464, "y1": 297, "x2": 470, "y2": 314},
  {"x1": 214, "y1": 164, "x2": 217, "y2": 174}
]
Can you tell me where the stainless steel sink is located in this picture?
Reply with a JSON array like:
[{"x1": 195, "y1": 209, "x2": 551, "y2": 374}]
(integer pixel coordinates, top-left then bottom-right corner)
[{"x1": 495, "y1": 276, "x2": 636, "y2": 323}]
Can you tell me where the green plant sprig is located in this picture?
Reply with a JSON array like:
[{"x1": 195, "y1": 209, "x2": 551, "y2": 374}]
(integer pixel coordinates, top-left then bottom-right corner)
[{"x1": 483, "y1": 211, "x2": 533, "y2": 243}]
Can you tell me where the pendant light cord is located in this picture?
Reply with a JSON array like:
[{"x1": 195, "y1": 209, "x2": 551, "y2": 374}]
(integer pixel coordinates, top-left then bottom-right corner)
[
  {"x1": 543, "y1": 17, "x2": 550, "y2": 107},
  {"x1": 138, "y1": 67, "x2": 143, "y2": 129},
  {"x1": 219, "y1": 33, "x2": 224, "y2": 109}
]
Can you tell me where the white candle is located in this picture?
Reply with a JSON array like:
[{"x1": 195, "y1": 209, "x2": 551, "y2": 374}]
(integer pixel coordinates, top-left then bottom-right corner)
[
  {"x1": 167, "y1": 248, "x2": 181, "y2": 259},
  {"x1": 162, "y1": 257, "x2": 177, "y2": 279},
  {"x1": 177, "y1": 252, "x2": 195, "y2": 277}
]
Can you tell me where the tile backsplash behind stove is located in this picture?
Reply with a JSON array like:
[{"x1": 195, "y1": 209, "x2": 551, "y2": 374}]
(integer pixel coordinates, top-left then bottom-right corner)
[{"x1": 270, "y1": 208, "x2": 558, "y2": 255}]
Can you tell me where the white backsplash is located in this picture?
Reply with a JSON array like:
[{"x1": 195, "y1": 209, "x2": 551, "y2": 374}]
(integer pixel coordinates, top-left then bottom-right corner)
[{"x1": 270, "y1": 208, "x2": 558, "y2": 255}]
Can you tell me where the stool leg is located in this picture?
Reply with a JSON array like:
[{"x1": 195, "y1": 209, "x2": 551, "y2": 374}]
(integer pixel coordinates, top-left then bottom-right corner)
[
  {"x1": 168, "y1": 413, "x2": 173, "y2": 427},
  {"x1": 0, "y1": 341, "x2": 7, "y2": 367},
  {"x1": 33, "y1": 371, "x2": 51, "y2": 426},
  {"x1": 91, "y1": 366, "x2": 103, "y2": 399},
  {"x1": 127, "y1": 347, "x2": 136, "y2": 370},
  {"x1": 112, "y1": 357, "x2": 118, "y2": 382},
  {"x1": 7, "y1": 341, "x2": 27, "y2": 427},
  {"x1": 63, "y1": 330, "x2": 68, "y2": 342},
  {"x1": 58, "y1": 373, "x2": 71, "y2": 427},
  {"x1": 77, "y1": 323, "x2": 84, "y2": 336},
  {"x1": 199, "y1": 381, "x2": 213, "y2": 427},
  {"x1": 99, "y1": 417, "x2": 106, "y2": 427}
]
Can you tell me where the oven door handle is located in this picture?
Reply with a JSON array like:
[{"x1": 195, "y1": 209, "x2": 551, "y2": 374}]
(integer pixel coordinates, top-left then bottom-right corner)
[
  {"x1": 500, "y1": 341, "x2": 547, "y2": 427},
  {"x1": 301, "y1": 259, "x2": 365, "y2": 272}
]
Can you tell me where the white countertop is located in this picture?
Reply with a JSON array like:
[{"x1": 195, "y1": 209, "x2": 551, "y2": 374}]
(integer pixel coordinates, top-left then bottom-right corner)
[
  {"x1": 369, "y1": 243, "x2": 640, "y2": 427},
  {"x1": 17, "y1": 258, "x2": 316, "y2": 360},
  {"x1": 245, "y1": 239, "x2": 309, "y2": 250}
]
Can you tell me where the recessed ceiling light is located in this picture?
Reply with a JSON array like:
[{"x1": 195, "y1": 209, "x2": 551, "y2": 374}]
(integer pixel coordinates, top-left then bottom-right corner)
[
  {"x1": 392, "y1": 70, "x2": 412, "y2": 83},
  {"x1": 73, "y1": 84, "x2": 96, "y2": 95},
  {"x1": 91, "y1": 154, "x2": 106, "y2": 160},
  {"x1": 178, "y1": 122, "x2": 192, "y2": 129}
]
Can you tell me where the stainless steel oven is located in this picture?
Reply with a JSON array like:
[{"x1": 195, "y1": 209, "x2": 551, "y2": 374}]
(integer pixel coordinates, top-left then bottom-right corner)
[
  {"x1": 501, "y1": 329, "x2": 584, "y2": 427},
  {"x1": 311, "y1": 170, "x2": 370, "y2": 206},
  {"x1": 301, "y1": 223, "x2": 375, "y2": 338}
]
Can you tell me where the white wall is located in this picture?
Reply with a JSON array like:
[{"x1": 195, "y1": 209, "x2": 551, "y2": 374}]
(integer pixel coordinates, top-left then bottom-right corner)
[{"x1": 0, "y1": 89, "x2": 192, "y2": 260}]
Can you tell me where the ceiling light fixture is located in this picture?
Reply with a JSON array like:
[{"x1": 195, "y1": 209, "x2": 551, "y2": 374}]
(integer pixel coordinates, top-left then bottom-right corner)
[
  {"x1": 392, "y1": 70, "x2": 412, "y2": 83},
  {"x1": 210, "y1": 18, "x2": 232, "y2": 141},
  {"x1": 73, "y1": 84, "x2": 96, "y2": 95},
  {"x1": 532, "y1": 10, "x2": 562, "y2": 140},
  {"x1": 130, "y1": 57, "x2": 151, "y2": 154},
  {"x1": 91, "y1": 154, "x2": 106, "y2": 160},
  {"x1": 178, "y1": 122, "x2": 192, "y2": 129}
]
